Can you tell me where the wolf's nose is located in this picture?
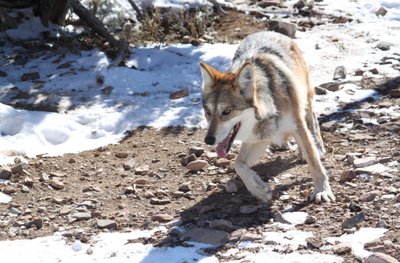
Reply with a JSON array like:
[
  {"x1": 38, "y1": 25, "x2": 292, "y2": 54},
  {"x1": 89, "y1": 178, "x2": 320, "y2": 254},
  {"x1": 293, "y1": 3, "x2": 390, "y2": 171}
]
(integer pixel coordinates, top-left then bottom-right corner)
[{"x1": 205, "y1": 136, "x2": 215, "y2": 145}]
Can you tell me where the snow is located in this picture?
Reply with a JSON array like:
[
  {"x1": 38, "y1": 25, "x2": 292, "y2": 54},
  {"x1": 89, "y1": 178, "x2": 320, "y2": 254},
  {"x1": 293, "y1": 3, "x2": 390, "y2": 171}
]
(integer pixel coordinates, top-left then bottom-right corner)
[{"x1": 1, "y1": 0, "x2": 400, "y2": 261}]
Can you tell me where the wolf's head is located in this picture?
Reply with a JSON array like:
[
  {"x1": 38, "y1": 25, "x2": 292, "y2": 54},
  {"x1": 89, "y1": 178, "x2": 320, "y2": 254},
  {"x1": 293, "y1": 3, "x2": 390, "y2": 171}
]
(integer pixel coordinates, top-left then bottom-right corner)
[{"x1": 200, "y1": 62, "x2": 268, "y2": 158}]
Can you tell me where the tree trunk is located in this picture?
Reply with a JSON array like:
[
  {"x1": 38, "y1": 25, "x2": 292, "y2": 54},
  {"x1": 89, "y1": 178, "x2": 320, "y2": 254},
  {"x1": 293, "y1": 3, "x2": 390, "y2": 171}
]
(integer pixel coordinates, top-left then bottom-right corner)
[{"x1": 36, "y1": 0, "x2": 68, "y2": 26}]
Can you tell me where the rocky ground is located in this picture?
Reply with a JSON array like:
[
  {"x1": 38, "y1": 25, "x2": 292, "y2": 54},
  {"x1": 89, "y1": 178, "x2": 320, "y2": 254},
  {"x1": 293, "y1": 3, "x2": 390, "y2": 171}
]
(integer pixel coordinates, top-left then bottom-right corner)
[{"x1": 1, "y1": 1, "x2": 400, "y2": 262}]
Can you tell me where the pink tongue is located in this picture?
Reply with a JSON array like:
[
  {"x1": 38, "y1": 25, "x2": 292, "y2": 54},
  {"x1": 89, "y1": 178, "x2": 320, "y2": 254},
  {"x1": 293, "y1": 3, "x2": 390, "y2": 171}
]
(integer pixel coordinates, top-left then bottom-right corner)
[{"x1": 216, "y1": 136, "x2": 230, "y2": 158}]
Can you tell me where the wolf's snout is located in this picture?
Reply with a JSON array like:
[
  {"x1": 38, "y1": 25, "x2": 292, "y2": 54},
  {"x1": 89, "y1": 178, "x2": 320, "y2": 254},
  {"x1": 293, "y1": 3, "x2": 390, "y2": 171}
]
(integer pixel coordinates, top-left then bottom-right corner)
[{"x1": 205, "y1": 136, "x2": 215, "y2": 145}]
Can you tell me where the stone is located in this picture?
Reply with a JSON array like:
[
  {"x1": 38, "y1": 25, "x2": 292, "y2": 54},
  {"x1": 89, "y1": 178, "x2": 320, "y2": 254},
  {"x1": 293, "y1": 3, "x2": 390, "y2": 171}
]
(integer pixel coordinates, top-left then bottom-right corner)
[
  {"x1": 321, "y1": 120, "x2": 337, "y2": 132},
  {"x1": 21, "y1": 72, "x2": 40, "y2": 81},
  {"x1": 188, "y1": 147, "x2": 205, "y2": 157},
  {"x1": 273, "y1": 211, "x2": 291, "y2": 224},
  {"x1": 306, "y1": 237, "x2": 323, "y2": 249},
  {"x1": 319, "y1": 82, "x2": 341, "y2": 92},
  {"x1": 181, "y1": 154, "x2": 196, "y2": 166},
  {"x1": 150, "y1": 198, "x2": 171, "y2": 205},
  {"x1": 135, "y1": 165, "x2": 150, "y2": 175},
  {"x1": 169, "y1": 88, "x2": 189, "y2": 100},
  {"x1": 209, "y1": 219, "x2": 234, "y2": 231},
  {"x1": 225, "y1": 179, "x2": 238, "y2": 193},
  {"x1": 215, "y1": 158, "x2": 230, "y2": 168},
  {"x1": 72, "y1": 212, "x2": 92, "y2": 220},
  {"x1": 59, "y1": 206, "x2": 72, "y2": 216},
  {"x1": 0, "y1": 192, "x2": 12, "y2": 204},
  {"x1": 151, "y1": 214, "x2": 174, "y2": 222},
  {"x1": 101, "y1": 86, "x2": 113, "y2": 95},
  {"x1": 180, "y1": 228, "x2": 229, "y2": 246},
  {"x1": 115, "y1": 152, "x2": 128, "y2": 158},
  {"x1": 365, "y1": 252, "x2": 399, "y2": 263},
  {"x1": 377, "y1": 42, "x2": 392, "y2": 51},
  {"x1": 240, "y1": 205, "x2": 259, "y2": 214},
  {"x1": 123, "y1": 159, "x2": 137, "y2": 170},
  {"x1": 0, "y1": 167, "x2": 12, "y2": 180},
  {"x1": 25, "y1": 218, "x2": 43, "y2": 229},
  {"x1": 257, "y1": 0, "x2": 283, "y2": 8},
  {"x1": 11, "y1": 164, "x2": 23, "y2": 174},
  {"x1": 305, "y1": 215, "x2": 317, "y2": 224},
  {"x1": 375, "y1": 7, "x2": 387, "y2": 17},
  {"x1": 186, "y1": 160, "x2": 208, "y2": 171},
  {"x1": 178, "y1": 182, "x2": 191, "y2": 192},
  {"x1": 342, "y1": 212, "x2": 365, "y2": 229},
  {"x1": 97, "y1": 219, "x2": 117, "y2": 229},
  {"x1": 268, "y1": 20, "x2": 297, "y2": 38},
  {"x1": 333, "y1": 243, "x2": 352, "y2": 255},
  {"x1": 340, "y1": 170, "x2": 357, "y2": 183},
  {"x1": 40, "y1": 172, "x2": 50, "y2": 181},
  {"x1": 199, "y1": 205, "x2": 215, "y2": 214},
  {"x1": 349, "y1": 201, "x2": 362, "y2": 212},
  {"x1": 49, "y1": 178, "x2": 65, "y2": 190},
  {"x1": 333, "y1": 66, "x2": 346, "y2": 80},
  {"x1": 134, "y1": 178, "x2": 150, "y2": 186},
  {"x1": 353, "y1": 157, "x2": 377, "y2": 168},
  {"x1": 314, "y1": 86, "x2": 328, "y2": 95}
]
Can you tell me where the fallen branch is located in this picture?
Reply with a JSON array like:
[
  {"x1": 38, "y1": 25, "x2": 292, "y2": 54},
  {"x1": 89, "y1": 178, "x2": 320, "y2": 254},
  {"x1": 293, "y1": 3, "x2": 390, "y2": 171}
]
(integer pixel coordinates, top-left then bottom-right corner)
[{"x1": 68, "y1": 0, "x2": 129, "y2": 67}]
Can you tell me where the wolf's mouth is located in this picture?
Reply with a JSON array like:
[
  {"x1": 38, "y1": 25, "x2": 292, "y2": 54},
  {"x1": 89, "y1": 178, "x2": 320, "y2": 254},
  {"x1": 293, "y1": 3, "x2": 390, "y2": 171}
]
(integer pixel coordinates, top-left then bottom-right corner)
[{"x1": 216, "y1": 122, "x2": 241, "y2": 158}]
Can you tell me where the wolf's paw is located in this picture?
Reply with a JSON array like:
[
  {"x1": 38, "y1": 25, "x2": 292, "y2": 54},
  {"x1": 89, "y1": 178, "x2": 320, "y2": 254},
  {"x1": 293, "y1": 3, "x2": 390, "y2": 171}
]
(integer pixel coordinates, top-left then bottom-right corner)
[
  {"x1": 310, "y1": 189, "x2": 335, "y2": 203},
  {"x1": 248, "y1": 182, "x2": 273, "y2": 203}
]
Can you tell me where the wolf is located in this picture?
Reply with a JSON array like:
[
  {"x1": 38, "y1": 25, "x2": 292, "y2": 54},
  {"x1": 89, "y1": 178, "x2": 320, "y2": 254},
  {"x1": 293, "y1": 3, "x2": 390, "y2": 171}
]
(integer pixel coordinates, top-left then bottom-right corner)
[{"x1": 200, "y1": 31, "x2": 335, "y2": 203}]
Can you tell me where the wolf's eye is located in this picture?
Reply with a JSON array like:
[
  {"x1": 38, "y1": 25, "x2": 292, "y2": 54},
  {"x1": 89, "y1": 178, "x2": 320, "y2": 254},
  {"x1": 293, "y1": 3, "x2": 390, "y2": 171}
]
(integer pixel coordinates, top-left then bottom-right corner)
[{"x1": 222, "y1": 109, "x2": 231, "y2": 116}]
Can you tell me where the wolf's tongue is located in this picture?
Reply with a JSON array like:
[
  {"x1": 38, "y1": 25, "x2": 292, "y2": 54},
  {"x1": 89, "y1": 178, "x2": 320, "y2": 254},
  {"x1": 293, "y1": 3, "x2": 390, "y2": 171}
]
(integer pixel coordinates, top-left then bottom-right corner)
[{"x1": 216, "y1": 137, "x2": 230, "y2": 158}]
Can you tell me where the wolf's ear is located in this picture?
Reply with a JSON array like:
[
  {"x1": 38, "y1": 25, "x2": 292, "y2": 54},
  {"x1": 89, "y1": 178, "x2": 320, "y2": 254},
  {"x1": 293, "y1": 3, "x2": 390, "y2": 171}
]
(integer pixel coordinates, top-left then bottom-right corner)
[
  {"x1": 236, "y1": 62, "x2": 255, "y2": 101},
  {"x1": 237, "y1": 62, "x2": 268, "y2": 120},
  {"x1": 200, "y1": 62, "x2": 217, "y2": 93}
]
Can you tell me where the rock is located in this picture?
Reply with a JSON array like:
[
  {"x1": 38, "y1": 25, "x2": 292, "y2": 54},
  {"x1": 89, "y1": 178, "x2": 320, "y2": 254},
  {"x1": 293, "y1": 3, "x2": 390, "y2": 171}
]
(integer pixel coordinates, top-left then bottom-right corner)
[
  {"x1": 333, "y1": 243, "x2": 352, "y2": 255},
  {"x1": 11, "y1": 164, "x2": 23, "y2": 174},
  {"x1": 9, "y1": 207, "x2": 22, "y2": 215},
  {"x1": 365, "y1": 252, "x2": 399, "y2": 263},
  {"x1": 186, "y1": 160, "x2": 208, "y2": 171},
  {"x1": 169, "y1": 88, "x2": 189, "y2": 100},
  {"x1": 115, "y1": 152, "x2": 129, "y2": 158},
  {"x1": 377, "y1": 42, "x2": 392, "y2": 51},
  {"x1": 178, "y1": 182, "x2": 191, "y2": 192},
  {"x1": 215, "y1": 158, "x2": 230, "y2": 168},
  {"x1": 209, "y1": 219, "x2": 234, "y2": 231},
  {"x1": 0, "y1": 192, "x2": 12, "y2": 204},
  {"x1": 188, "y1": 147, "x2": 205, "y2": 157},
  {"x1": 21, "y1": 72, "x2": 40, "y2": 81},
  {"x1": 305, "y1": 215, "x2": 317, "y2": 224},
  {"x1": 181, "y1": 154, "x2": 196, "y2": 166},
  {"x1": 199, "y1": 205, "x2": 215, "y2": 214},
  {"x1": 49, "y1": 178, "x2": 65, "y2": 190},
  {"x1": 268, "y1": 20, "x2": 297, "y2": 38},
  {"x1": 152, "y1": 214, "x2": 174, "y2": 222},
  {"x1": 319, "y1": 82, "x2": 341, "y2": 92},
  {"x1": 134, "y1": 178, "x2": 150, "y2": 186},
  {"x1": 59, "y1": 206, "x2": 72, "y2": 216},
  {"x1": 135, "y1": 165, "x2": 150, "y2": 175},
  {"x1": 355, "y1": 69, "x2": 364, "y2": 76},
  {"x1": 25, "y1": 218, "x2": 43, "y2": 229},
  {"x1": 273, "y1": 211, "x2": 291, "y2": 224},
  {"x1": 306, "y1": 237, "x2": 323, "y2": 249},
  {"x1": 342, "y1": 212, "x2": 365, "y2": 229},
  {"x1": 0, "y1": 167, "x2": 12, "y2": 180},
  {"x1": 375, "y1": 7, "x2": 387, "y2": 17},
  {"x1": 258, "y1": 0, "x2": 283, "y2": 8},
  {"x1": 240, "y1": 205, "x2": 259, "y2": 214},
  {"x1": 123, "y1": 159, "x2": 137, "y2": 170},
  {"x1": 205, "y1": 151, "x2": 218, "y2": 160},
  {"x1": 0, "y1": 70, "x2": 7, "y2": 77},
  {"x1": 101, "y1": 86, "x2": 113, "y2": 95},
  {"x1": 333, "y1": 66, "x2": 346, "y2": 80},
  {"x1": 321, "y1": 120, "x2": 337, "y2": 132},
  {"x1": 97, "y1": 219, "x2": 117, "y2": 229},
  {"x1": 150, "y1": 198, "x2": 171, "y2": 205},
  {"x1": 314, "y1": 86, "x2": 328, "y2": 95},
  {"x1": 225, "y1": 179, "x2": 238, "y2": 193},
  {"x1": 21, "y1": 185, "x2": 30, "y2": 193},
  {"x1": 349, "y1": 201, "x2": 362, "y2": 212},
  {"x1": 40, "y1": 172, "x2": 50, "y2": 181},
  {"x1": 180, "y1": 227, "x2": 229, "y2": 246},
  {"x1": 71, "y1": 212, "x2": 92, "y2": 220},
  {"x1": 376, "y1": 220, "x2": 389, "y2": 229},
  {"x1": 353, "y1": 157, "x2": 377, "y2": 168},
  {"x1": 340, "y1": 170, "x2": 357, "y2": 183}
]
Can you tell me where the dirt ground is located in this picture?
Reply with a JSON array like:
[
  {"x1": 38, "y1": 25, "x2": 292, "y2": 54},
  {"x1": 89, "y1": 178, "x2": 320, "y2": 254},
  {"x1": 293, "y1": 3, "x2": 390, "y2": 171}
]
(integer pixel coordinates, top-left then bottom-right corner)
[{"x1": 1, "y1": 7, "x2": 400, "y2": 262}]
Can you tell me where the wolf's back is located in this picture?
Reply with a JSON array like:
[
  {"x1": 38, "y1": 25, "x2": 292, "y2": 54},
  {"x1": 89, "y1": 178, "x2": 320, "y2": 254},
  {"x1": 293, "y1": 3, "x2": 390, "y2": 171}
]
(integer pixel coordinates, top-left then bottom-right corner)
[{"x1": 230, "y1": 31, "x2": 294, "y2": 72}]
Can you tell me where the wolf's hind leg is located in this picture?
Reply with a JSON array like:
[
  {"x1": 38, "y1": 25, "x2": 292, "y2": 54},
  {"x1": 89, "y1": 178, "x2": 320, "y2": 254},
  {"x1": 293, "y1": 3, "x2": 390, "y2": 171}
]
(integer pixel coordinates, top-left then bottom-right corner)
[
  {"x1": 293, "y1": 118, "x2": 335, "y2": 203},
  {"x1": 234, "y1": 141, "x2": 272, "y2": 203},
  {"x1": 305, "y1": 108, "x2": 326, "y2": 158}
]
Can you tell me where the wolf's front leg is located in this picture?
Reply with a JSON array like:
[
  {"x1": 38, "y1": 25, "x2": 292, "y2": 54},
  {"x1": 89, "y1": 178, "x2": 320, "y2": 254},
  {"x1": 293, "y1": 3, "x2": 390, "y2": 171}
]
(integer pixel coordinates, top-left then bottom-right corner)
[{"x1": 234, "y1": 141, "x2": 272, "y2": 203}]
